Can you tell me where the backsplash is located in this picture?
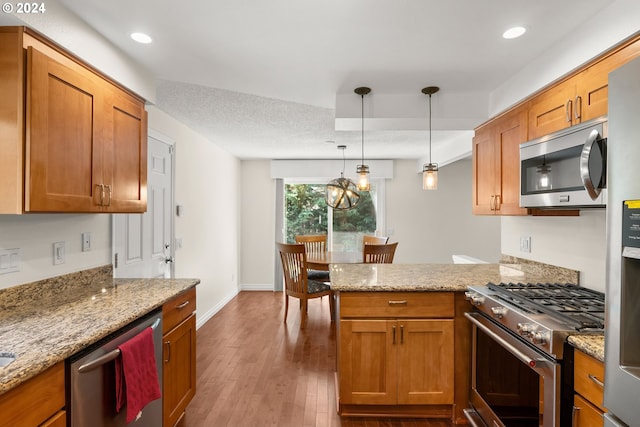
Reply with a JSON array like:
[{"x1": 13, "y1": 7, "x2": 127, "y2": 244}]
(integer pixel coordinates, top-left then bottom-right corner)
[{"x1": 500, "y1": 255, "x2": 580, "y2": 285}]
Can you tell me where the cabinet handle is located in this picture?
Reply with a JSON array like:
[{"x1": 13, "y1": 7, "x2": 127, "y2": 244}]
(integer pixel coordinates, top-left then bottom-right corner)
[
  {"x1": 588, "y1": 373, "x2": 604, "y2": 388},
  {"x1": 164, "y1": 341, "x2": 171, "y2": 363},
  {"x1": 175, "y1": 300, "x2": 190, "y2": 309},
  {"x1": 104, "y1": 185, "x2": 112, "y2": 206},
  {"x1": 494, "y1": 194, "x2": 501, "y2": 211},
  {"x1": 574, "y1": 95, "x2": 582, "y2": 120},
  {"x1": 565, "y1": 99, "x2": 573, "y2": 123},
  {"x1": 572, "y1": 405, "x2": 580, "y2": 427},
  {"x1": 388, "y1": 300, "x2": 407, "y2": 306},
  {"x1": 400, "y1": 324, "x2": 404, "y2": 344},
  {"x1": 96, "y1": 184, "x2": 105, "y2": 206},
  {"x1": 392, "y1": 325, "x2": 396, "y2": 344},
  {"x1": 490, "y1": 195, "x2": 495, "y2": 211}
]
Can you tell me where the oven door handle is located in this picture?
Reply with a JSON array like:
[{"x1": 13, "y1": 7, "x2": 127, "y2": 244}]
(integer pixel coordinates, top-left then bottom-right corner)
[{"x1": 465, "y1": 312, "x2": 539, "y2": 368}]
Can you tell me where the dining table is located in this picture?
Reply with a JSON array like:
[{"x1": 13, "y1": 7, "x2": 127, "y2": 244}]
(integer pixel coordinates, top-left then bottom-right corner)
[{"x1": 305, "y1": 251, "x2": 364, "y2": 271}]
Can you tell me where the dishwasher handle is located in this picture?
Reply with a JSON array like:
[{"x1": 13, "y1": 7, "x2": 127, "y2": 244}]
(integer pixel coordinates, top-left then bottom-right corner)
[{"x1": 76, "y1": 317, "x2": 161, "y2": 373}]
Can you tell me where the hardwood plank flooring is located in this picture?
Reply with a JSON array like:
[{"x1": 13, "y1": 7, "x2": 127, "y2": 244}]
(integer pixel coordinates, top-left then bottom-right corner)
[{"x1": 184, "y1": 291, "x2": 452, "y2": 427}]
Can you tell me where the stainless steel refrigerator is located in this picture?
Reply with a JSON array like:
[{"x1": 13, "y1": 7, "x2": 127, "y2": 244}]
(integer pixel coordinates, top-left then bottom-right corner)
[{"x1": 605, "y1": 55, "x2": 640, "y2": 427}]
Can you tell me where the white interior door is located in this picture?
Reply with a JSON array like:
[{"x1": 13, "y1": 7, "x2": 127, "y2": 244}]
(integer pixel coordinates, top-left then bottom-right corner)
[{"x1": 113, "y1": 133, "x2": 175, "y2": 278}]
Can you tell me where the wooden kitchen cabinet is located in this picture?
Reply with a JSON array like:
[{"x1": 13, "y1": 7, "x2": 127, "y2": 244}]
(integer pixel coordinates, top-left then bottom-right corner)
[
  {"x1": 337, "y1": 292, "x2": 468, "y2": 422},
  {"x1": 0, "y1": 26, "x2": 147, "y2": 214},
  {"x1": 573, "y1": 350, "x2": 606, "y2": 427},
  {"x1": 528, "y1": 35, "x2": 640, "y2": 140},
  {"x1": 0, "y1": 362, "x2": 65, "y2": 427},
  {"x1": 163, "y1": 288, "x2": 197, "y2": 427},
  {"x1": 472, "y1": 106, "x2": 529, "y2": 216}
]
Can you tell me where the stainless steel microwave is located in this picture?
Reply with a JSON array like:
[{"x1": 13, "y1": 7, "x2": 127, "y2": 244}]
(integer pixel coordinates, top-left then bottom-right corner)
[{"x1": 520, "y1": 116, "x2": 607, "y2": 208}]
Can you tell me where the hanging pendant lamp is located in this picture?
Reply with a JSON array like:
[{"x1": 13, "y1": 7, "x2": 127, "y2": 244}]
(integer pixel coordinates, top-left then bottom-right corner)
[
  {"x1": 354, "y1": 87, "x2": 371, "y2": 191},
  {"x1": 326, "y1": 145, "x2": 360, "y2": 210},
  {"x1": 421, "y1": 86, "x2": 440, "y2": 190}
]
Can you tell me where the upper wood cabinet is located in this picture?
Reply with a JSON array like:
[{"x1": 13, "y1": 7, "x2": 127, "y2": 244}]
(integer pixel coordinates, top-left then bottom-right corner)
[
  {"x1": 0, "y1": 27, "x2": 147, "y2": 214},
  {"x1": 472, "y1": 106, "x2": 529, "y2": 216},
  {"x1": 529, "y1": 35, "x2": 640, "y2": 140}
]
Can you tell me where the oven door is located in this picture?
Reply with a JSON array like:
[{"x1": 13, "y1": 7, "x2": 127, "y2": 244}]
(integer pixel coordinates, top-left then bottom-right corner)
[{"x1": 465, "y1": 312, "x2": 560, "y2": 427}]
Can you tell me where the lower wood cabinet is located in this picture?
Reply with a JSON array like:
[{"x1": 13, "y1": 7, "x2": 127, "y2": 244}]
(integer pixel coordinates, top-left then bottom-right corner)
[
  {"x1": 573, "y1": 350, "x2": 606, "y2": 427},
  {"x1": 0, "y1": 362, "x2": 65, "y2": 427},
  {"x1": 163, "y1": 289, "x2": 197, "y2": 427},
  {"x1": 336, "y1": 292, "x2": 469, "y2": 422}
]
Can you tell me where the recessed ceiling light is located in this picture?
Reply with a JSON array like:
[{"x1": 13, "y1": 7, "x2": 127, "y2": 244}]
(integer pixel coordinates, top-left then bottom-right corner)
[
  {"x1": 502, "y1": 26, "x2": 526, "y2": 39},
  {"x1": 131, "y1": 32, "x2": 152, "y2": 44}
]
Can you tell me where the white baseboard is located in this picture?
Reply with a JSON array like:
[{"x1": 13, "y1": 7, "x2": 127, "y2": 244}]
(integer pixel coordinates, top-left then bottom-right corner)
[
  {"x1": 195, "y1": 288, "x2": 239, "y2": 330},
  {"x1": 239, "y1": 283, "x2": 274, "y2": 291}
]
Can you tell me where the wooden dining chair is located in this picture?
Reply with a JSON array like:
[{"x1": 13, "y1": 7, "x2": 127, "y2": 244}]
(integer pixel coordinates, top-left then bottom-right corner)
[
  {"x1": 363, "y1": 242, "x2": 398, "y2": 264},
  {"x1": 362, "y1": 235, "x2": 389, "y2": 247},
  {"x1": 276, "y1": 243, "x2": 334, "y2": 328},
  {"x1": 294, "y1": 234, "x2": 330, "y2": 281}
]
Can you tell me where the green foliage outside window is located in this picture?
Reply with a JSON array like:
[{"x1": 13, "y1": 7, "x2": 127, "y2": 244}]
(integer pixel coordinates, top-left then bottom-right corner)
[{"x1": 285, "y1": 184, "x2": 377, "y2": 243}]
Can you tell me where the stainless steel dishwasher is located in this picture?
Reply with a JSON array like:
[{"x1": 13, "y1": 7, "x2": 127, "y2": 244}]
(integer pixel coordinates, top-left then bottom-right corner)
[{"x1": 67, "y1": 309, "x2": 163, "y2": 427}]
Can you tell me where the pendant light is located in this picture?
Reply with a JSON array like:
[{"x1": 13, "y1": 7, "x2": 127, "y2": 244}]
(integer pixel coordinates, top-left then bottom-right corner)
[
  {"x1": 537, "y1": 156, "x2": 551, "y2": 190},
  {"x1": 326, "y1": 145, "x2": 360, "y2": 210},
  {"x1": 422, "y1": 86, "x2": 440, "y2": 190},
  {"x1": 354, "y1": 87, "x2": 371, "y2": 191}
]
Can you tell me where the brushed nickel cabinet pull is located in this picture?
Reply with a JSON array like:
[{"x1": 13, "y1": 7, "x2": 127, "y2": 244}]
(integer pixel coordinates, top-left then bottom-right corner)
[
  {"x1": 495, "y1": 195, "x2": 501, "y2": 211},
  {"x1": 392, "y1": 325, "x2": 396, "y2": 344},
  {"x1": 164, "y1": 341, "x2": 171, "y2": 363},
  {"x1": 588, "y1": 373, "x2": 604, "y2": 388},
  {"x1": 575, "y1": 95, "x2": 582, "y2": 120},
  {"x1": 104, "y1": 185, "x2": 112, "y2": 206},
  {"x1": 388, "y1": 300, "x2": 407, "y2": 306},
  {"x1": 96, "y1": 184, "x2": 105, "y2": 206},
  {"x1": 490, "y1": 195, "x2": 495, "y2": 211},
  {"x1": 400, "y1": 324, "x2": 404, "y2": 344},
  {"x1": 572, "y1": 405, "x2": 580, "y2": 427},
  {"x1": 175, "y1": 300, "x2": 190, "y2": 309},
  {"x1": 566, "y1": 99, "x2": 573, "y2": 123}
]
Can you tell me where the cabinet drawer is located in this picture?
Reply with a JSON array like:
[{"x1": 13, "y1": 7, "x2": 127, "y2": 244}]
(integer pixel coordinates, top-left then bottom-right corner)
[
  {"x1": 163, "y1": 287, "x2": 196, "y2": 334},
  {"x1": 0, "y1": 362, "x2": 64, "y2": 427},
  {"x1": 339, "y1": 292, "x2": 454, "y2": 318},
  {"x1": 574, "y1": 350, "x2": 605, "y2": 411},
  {"x1": 573, "y1": 393, "x2": 604, "y2": 427}
]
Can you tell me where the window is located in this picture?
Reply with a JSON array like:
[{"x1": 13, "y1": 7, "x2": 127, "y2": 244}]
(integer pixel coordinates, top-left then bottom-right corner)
[{"x1": 284, "y1": 182, "x2": 381, "y2": 252}]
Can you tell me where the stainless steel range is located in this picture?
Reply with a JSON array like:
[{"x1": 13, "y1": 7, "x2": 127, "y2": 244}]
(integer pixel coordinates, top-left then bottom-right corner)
[{"x1": 463, "y1": 282, "x2": 605, "y2": 427}]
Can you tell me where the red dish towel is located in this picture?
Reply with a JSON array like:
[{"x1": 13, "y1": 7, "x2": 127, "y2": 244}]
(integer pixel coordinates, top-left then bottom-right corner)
[{"x1": 115, "y1": 327, "x2": 162, "y2": 423}]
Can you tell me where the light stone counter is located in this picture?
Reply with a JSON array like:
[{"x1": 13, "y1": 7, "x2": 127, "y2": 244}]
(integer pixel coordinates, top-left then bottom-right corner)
[
  {"x1": 329, "y1": 262, "x2": 579, "y2": 292},
  {"x1": 0, "y1": 265, "x2": 199, "y2": 395},
  {"x1": 567, "y1": 334, "x2": 605, "y2": 362}
]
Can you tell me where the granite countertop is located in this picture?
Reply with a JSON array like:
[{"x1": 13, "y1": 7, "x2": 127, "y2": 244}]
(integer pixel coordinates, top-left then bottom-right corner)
[
  {"x1": 0, "y1": 266, "x2": 199, "y2": 395},
  {"x1": 568, "y1": 334, "x2": 605, "y2": 362},
  {"x1": 329, "y1": 260, "x2": 578, "y2": 292}
]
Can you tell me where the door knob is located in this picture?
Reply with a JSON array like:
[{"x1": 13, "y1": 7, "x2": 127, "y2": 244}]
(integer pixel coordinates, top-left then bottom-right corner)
[{"x1": 164, "y1": 257, "x2": 174, "y2": 264}]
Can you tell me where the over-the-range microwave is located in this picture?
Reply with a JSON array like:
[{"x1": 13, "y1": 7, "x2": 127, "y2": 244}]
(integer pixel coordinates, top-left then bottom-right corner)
[{"x1": 520, "y1": 116, "x2": 607, "y2": 208}]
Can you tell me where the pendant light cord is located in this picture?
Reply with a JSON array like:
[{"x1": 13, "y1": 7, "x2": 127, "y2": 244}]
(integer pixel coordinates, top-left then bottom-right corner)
[
  {"x1": 428, "y1": 93, "x2": 432, "y2": 163},
  {"x1": 361, "y1": 93, "x2": 365, "y2": 165}
]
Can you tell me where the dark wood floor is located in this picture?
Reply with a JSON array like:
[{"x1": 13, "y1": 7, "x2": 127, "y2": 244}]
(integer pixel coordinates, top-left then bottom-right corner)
[{"x1": 184, "y1": 291, "x2": 452, "y2": 427}]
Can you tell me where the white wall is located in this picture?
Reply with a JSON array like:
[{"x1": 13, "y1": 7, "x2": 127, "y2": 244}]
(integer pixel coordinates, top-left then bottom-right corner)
[
  {"x1": 147, "y1": 106, "x2": 241, "y2": 327},
  {"x1": 501, "y1": 212, "x2": 606, "y2": 292},
  {"x1": 0, "y1": 214, "x2": 111, "y2": 289},
  {"x1": 387, "y1": 159, "x2": 501, "y2": 264},
  {"x1": 240, "y1": 160, "x2": 276, "y2": 288}
]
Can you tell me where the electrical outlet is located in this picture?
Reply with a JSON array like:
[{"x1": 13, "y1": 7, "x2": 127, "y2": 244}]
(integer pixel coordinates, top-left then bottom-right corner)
[
  {"x1": 82, "y1": 232, "x2": 92, "y2": 252},
  {"x1": 520, "y1": 236, "x2": 532, "y2": 253},
  {"x1": 53, "y1": 241, "x2": 66, "y2": 265},
  {"x1": 0, "y1": 248, "x2": 20, "y2": 274}
]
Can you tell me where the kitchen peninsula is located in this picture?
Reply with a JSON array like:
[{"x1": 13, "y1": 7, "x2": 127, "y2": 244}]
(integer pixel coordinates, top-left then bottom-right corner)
[{"x1": 329, "y1": 260, "x2": 578, "y2": 424}]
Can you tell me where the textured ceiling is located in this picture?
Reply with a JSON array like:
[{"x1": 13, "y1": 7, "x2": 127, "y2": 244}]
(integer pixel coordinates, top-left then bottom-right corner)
[{"x1": 12, "y1": 0, "x2": 625, "y2": 160}]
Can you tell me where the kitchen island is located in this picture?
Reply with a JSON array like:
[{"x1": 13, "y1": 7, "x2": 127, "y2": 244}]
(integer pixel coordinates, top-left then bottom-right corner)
[{"x1": 329, "y1": 261, "x2": 578, "y2": 424}]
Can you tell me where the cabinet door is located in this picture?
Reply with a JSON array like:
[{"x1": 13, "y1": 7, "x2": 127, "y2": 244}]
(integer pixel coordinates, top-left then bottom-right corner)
[
  {"x1": 39, "y1": 411, "x2": 66, "y2": 427},
  {"x1": 494, "y1": 108, "x2": 529, "y2": 215},
  {"x1": 528, "y1": 80, "x2": 575, "y2": 140},
  {"x1": 103, "y1": 86, "x2": 148, "y2": 212},
  {"x1": 573, "y1": 394, "x2": 604, "y2": 427},
  {"x1": 472, "y1": 126, "x2": 497, "y2": 215},
  {"x1": 163, "y1": 314, "x2": 196, "y2": 427},
  {"x1": 25, "y1": 47, "x2": 103, "y2": 212},
  {"x1": 397, "y1": 320, "x2": 454, "y2": 405},
  {"x1": 339, "y1": 319, "x2": 396, "y2": 405}
]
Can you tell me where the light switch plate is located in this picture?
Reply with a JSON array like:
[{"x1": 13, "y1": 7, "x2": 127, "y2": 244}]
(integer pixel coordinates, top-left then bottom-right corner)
[
  {"x1": 520, "y1": 236, "x2": 531, "y2": 253},
  {"x1": 0, "y1": 248, "x2": 20, "y2": 274},
  {"x1": 53, "y1": 242, "x2": 65, "y2": 265}
]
